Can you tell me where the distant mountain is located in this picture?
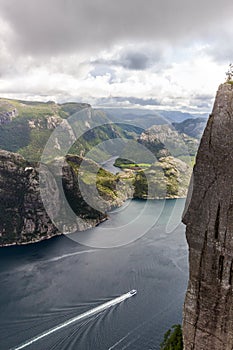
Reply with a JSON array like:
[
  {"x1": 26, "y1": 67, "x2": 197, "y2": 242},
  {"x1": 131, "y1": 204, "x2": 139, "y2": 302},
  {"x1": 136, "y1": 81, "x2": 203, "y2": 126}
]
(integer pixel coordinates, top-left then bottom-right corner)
[
  {"x1": 0, "y1": 98, "x2": 142, "y2": 162},
  {"x1": 172, "y1": 117, "x2": 207, "y2": 139},
  {"x1": 0, "y1": 98, "x2": 207, "y2": 163},
  {"x1": 103, "y1": 108, "x2": 209, "y2": 129},
  {"x1": 0, "y1": 97, "x2": 205, "y2": 246},
  {"x1": 112, "y1": 121, "x2": 199, "y2": 200},
  {"x1": 158, "y1": 110, "x2": 208, "y2": 123},
  {"x1": 0, "y1": 98, "x2": 90, "y2": 160},
  {"x1": 138, "y1": 124, "x2": 199, "y2": 161},
  {"x1": 103, "y1": 108, "x2": 168, "y2": 129}
]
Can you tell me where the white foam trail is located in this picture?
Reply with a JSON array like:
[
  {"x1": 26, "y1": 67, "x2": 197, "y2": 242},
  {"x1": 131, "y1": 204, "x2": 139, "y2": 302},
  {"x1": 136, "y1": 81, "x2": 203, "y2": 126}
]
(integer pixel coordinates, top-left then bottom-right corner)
[
  {"x1": 108, "y1": 332, "x2": 131, "y2": 349},
  {"x1": 12, "y1": 291, "x2": 135, "y2": 350},
  {"x1": 48, "y1": 249, "x2": 96, "y2": 262}
]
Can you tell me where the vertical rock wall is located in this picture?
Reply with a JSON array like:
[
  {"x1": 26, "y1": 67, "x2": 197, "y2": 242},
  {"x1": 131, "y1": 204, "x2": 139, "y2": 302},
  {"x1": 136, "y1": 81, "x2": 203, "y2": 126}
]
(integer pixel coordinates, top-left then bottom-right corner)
[
  {"x1": 0, "y1": 151, "x2": 107, "y2": 246},
  {"x1": 183, "y1": 83, "x2": 233, "y2": 349}
]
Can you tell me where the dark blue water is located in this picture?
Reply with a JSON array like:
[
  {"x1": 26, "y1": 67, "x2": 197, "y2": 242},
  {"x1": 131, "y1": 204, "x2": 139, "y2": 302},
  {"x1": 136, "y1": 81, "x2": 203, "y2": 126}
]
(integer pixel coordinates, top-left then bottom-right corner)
[{"x1": 0, "y1": 199, "x2": 188, "y2": 350}]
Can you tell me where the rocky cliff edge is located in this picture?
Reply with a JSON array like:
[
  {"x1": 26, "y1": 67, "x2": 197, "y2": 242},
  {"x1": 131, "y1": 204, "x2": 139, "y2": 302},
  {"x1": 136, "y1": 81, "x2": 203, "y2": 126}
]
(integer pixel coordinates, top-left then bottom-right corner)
[{"x1": 182, "y1": 83, "x2": 233, "y2": 349}]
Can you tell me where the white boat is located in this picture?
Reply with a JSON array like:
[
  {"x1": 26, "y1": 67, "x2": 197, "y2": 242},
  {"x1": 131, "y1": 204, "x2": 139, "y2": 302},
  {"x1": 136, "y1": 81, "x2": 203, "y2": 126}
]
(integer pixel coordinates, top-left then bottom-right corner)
[{"x1": 129, "y1": 289, "x2": 137, "y2": 296}]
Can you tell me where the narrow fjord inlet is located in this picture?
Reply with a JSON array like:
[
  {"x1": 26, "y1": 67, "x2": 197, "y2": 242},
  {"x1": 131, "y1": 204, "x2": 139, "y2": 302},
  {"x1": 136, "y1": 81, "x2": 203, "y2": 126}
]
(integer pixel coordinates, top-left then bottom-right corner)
[{"x1": 1, "y1": 1, "x2": 232, "y2": 347}]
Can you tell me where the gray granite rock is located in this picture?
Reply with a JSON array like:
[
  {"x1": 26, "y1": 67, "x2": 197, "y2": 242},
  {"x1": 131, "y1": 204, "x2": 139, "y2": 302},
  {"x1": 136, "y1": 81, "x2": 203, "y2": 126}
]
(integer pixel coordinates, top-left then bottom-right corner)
[
  {"x1": 182, "y1": 83, "x2": 233, "y2": 349},
  {"x1": 0, "y1": 150, "x2": 107, "y2": 246}
]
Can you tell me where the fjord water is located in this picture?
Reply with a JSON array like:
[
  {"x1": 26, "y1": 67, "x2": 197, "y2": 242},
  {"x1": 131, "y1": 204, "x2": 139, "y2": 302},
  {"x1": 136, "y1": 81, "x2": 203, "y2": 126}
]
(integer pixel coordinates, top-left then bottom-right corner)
[{"x1": 0, "y1": 199, "x2": 188, "y2": 350}]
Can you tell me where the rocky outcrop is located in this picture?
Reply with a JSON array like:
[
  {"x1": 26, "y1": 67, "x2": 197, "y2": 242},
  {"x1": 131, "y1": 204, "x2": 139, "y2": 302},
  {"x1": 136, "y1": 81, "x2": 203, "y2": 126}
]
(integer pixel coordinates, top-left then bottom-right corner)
[
  {"x1": 138, "y1": 126, "x2": 171, "y2": 158},
  {"x1": 0, "y1": 107, "x2": 18, "y2": 124},
  {"x1": 115, "y1": 155, "x2": 191, "y2": 199},
  {"x1": 133, "y1": 156, "x2": 191, "y2": 199},
  {"x1": 172, "y1": 117, "x2": 207, "y2": 139},
  {"x1": 182, "y1": 83, "x2": 233, "y2": 349},
  {"x1": 0, "y1": 150, "x2": 111, "y2": 246},
  {"x1": 139, "y1": 124, "x2": 199, "y2": 159}
]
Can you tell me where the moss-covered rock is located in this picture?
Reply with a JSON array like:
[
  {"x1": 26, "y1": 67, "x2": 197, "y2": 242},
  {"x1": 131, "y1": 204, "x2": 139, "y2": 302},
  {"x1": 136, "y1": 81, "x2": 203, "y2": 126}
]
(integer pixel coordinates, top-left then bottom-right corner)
[{"x1": 117, "y1": 156, "x2": 191, "y2": 199}]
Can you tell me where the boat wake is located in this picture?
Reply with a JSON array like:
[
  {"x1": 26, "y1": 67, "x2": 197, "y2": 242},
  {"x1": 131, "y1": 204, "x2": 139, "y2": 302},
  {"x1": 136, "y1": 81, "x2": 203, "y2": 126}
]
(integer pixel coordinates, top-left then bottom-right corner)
[
  {"x1": 47, "y1": 249, "x2": 96, "y2": 262},
  {"x1": 11, "y1": 290, "x2": 137, "y2": 350}
]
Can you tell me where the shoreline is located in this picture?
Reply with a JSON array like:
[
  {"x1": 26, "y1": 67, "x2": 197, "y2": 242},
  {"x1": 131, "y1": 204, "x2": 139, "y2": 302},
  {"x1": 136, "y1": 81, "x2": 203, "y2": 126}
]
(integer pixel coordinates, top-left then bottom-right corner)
[
  {"x1": 0, "y1": 217, "x2": 108, "y2": 248},
  {"x1": 0, "y1": 197, "x2": 186, "y2": 248}
]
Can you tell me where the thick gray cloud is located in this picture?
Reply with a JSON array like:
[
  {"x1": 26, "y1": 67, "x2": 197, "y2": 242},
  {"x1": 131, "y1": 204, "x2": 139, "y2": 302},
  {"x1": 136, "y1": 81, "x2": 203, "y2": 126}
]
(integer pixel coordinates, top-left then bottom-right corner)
[
  {"x1": 206, "y1": 39, "x2": 233, "y2": 64},
  {"x1": 92, "y1": 47, "x2": 162, "y2": 71},
  {"x1": 0, "y1": 0, "x2": 233, "y2": 56},
  {"x1": 0, "y1": 0, "x2": 232, "y2": 111},
  {"x1": 120, "y1": 51, "x2": 151, "y2": 70}
]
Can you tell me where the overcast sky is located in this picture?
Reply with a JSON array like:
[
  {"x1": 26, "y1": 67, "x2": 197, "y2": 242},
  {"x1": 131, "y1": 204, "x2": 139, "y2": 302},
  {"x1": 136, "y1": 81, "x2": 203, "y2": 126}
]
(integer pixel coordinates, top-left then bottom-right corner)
[{"x1": 0, "y1": 0, "x2": 233, "y2": 112}]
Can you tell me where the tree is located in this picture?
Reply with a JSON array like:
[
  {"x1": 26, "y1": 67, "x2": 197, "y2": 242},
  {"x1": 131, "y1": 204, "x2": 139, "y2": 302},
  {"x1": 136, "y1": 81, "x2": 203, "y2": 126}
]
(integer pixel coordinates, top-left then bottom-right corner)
[
  {"x1": 160, "y1": 324, "x2": 183, "y2": 350},
  {"x1": 226, "y1": 63, "x2": 233, "y2": 82}
]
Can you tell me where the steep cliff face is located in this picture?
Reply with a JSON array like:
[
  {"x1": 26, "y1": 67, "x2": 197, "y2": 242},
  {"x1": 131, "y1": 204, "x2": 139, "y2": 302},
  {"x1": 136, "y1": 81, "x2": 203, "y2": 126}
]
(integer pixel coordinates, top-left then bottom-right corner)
[
  {"x1": 0, "y1": 150, "x2": 59, "y2": 245},
  {"x1": 183, "y1": 83, "x2": 233, "y2": 349},
  {"x1": 0, "y1": 150, "x2": 120, "y2": 246}
]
